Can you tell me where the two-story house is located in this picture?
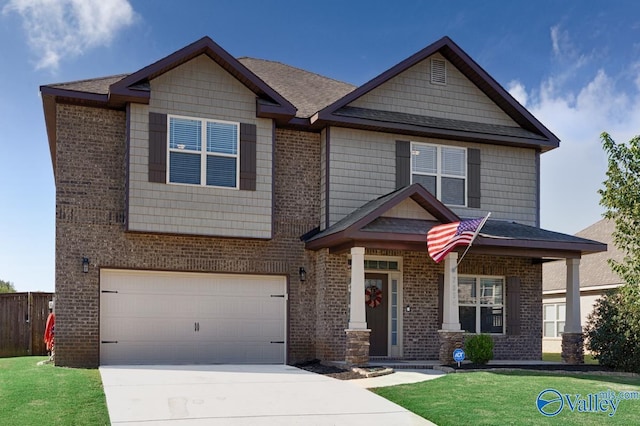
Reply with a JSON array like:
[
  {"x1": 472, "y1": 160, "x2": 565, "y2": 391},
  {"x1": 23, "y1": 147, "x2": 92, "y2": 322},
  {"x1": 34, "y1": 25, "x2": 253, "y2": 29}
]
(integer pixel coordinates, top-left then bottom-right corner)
[{"x1": 41, "y1": 36, "x2": 605, "y2": 368}]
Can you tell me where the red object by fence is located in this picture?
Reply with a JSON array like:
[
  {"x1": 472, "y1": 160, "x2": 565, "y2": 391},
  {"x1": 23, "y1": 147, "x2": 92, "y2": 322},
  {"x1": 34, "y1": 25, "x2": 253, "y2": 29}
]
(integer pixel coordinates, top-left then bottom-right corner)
[{"x1": 44, "y1": 313, "x2": 55, "y2": 351}]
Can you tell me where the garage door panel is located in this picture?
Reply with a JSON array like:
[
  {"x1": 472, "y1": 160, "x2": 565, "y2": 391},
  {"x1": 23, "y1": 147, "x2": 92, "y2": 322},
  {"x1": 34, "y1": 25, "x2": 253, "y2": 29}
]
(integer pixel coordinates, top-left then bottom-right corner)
[
  {"x1": 100, "y1": 270, "x2": 286, "y2": 365},
  {"x1": 101, "y1": 318, "x2": 199, "y2": 343},
  {"x1": 197, "y1": 318, "x2": 284, "y2": 341}
]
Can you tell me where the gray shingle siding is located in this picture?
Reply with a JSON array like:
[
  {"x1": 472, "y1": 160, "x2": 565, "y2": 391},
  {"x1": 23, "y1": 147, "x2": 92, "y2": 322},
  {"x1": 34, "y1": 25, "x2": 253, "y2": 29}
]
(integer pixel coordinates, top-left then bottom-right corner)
[
  {"x1": 327, "y1": 127, "x2": 538, "y2": 226},
  {"x1": 127, "y1": 55, "x2": 274, "y2": 238}
]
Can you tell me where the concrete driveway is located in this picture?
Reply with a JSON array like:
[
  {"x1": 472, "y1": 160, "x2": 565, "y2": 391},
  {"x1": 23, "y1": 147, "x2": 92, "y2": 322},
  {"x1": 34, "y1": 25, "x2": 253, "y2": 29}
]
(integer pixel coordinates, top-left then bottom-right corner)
[{"x1": 99, "y1": 364, "x2": 434, "y2": 425}]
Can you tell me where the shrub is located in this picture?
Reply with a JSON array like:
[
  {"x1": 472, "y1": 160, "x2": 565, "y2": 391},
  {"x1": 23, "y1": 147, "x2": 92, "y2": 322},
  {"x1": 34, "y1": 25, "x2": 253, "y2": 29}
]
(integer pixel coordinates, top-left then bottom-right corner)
[
  {"x1": 465, "y1": 334, "x2": 494, "y2": 365},
  {"x1": 585, "y1": 285, "x2": 640, "y2": 373}
]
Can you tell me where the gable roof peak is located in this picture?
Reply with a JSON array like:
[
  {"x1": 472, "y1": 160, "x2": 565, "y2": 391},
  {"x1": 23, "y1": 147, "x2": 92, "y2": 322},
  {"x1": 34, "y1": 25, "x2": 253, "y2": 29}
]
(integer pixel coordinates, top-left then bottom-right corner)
[
  {"x1": 313, "y1": 35, "x2": 559, "y2": 150},
  {"x1": 107, "y1": 35, "x2": 297, "y2": 117}
]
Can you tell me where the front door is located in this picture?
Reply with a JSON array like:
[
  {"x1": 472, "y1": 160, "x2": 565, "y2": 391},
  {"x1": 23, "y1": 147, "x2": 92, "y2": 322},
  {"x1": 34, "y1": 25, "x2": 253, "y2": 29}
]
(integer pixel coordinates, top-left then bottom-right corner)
[{"x1": 365, "y1": 273, "x2": 388, "y2": 356}]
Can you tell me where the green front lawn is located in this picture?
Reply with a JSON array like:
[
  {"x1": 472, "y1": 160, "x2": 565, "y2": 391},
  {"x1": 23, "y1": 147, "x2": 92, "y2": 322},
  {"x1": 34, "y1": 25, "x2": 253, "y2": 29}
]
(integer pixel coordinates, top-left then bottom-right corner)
[
  {"x1": 374, "y1": 371, "x2": 640, "y2": 425},
  {"x1": 543, "y1": 352, "x2": 599, "y2": 364},
  {"x1": 0, "y1": 357, "x2": 110, "y2": 425}
]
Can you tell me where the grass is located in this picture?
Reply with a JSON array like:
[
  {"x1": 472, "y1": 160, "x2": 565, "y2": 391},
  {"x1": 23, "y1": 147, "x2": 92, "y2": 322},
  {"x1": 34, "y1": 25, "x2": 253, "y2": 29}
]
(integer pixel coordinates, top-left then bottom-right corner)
[
  {"x1": 0, "y1": 356, "x2": 110, "y2": 425},
  {"x1": 373, "y1": 371, "x2": 640, "y2": 425},
  {"x1": 543, "y1": 352, "x2": 600, "y2": 364}
]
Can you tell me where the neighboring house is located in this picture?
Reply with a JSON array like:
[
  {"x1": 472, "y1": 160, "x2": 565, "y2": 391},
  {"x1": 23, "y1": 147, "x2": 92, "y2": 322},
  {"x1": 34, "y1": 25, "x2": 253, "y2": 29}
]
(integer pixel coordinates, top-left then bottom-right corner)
[
  {"x1": 41, "y1": 36, "x2": 606, "y2": 368},
  {"x1": 542, "y1": 219, "x2": 622, "y2": 352}
]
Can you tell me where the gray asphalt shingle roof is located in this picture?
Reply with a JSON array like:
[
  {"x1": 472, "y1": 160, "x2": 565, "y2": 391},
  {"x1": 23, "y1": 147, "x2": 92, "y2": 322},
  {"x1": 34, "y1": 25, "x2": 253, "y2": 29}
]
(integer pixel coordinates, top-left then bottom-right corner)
[
  {"x1": 334, "y1": 106, "x2": 547, "y2": 141},
  {"x1": 238, "y1": 57, "x2": 356, "y2": 118},
  {"x1": 48, "y1": 74, "x2": 128, "y2": 95},
  {"x1": 45, "y1": 57, "x2": 356, "y2": 118},
  {"x1": 543, "y1": 219, "x2": 623, "y2": 292}
]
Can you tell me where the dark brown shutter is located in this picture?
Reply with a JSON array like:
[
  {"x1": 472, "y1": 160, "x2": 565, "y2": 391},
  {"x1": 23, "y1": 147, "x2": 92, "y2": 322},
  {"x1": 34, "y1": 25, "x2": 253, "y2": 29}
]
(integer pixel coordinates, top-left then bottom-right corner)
[
  {"x1": 148, "y1": 112, "x2": 167, "y2": 183},
  {"x1": 467, "y1": 148, "x2": 481, "y2": 208},
  {"x1": 506, "y1": 276, "x2": 521, "y2": 335},
  {"x1": 396, "y1": 140, "x2": 411, "y2": 189},
  {"x1": 240, "y1": 123, "x2": 257, "y2": 191},
  {"x1": 437, "y1": 273, "x2": 444, "y2": 327}
]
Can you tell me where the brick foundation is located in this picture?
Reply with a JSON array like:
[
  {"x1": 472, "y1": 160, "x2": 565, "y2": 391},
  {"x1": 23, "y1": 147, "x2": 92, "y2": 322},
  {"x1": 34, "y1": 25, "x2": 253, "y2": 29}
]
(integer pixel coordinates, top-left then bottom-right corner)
[
  {"x1": 345, "y1": 329, "x2": 371, "y2": 366},
  {"x1": 438, "y1": 330, "x2": 464, "y2": 364},
  {"x1": 561, "y1": 332, "x2": 584, "y2": 364}
]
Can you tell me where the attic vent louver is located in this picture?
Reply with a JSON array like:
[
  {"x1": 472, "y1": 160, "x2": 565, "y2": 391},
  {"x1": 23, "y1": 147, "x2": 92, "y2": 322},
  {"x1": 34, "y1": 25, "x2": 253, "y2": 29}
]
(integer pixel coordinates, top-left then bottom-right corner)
[{"x1": 431, "y1": 58, "x2": 446, "y2": 85}]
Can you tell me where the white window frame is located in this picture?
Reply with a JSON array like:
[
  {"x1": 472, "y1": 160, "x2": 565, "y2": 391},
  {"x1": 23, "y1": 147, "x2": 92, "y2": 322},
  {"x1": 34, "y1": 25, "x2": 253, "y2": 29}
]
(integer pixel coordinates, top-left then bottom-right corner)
[
  {"x1": 543, "y1": 303, "x2": 565, "y2": 338},
  {"x1": 458, "y1": 275, "x2": 505, "y2": 335},
  {"x1": 166, "y1": 114, "x2": 240, "y2": 189},
  {"x1": 410, "y1": 142, "x2": 467, "y2": 207}
]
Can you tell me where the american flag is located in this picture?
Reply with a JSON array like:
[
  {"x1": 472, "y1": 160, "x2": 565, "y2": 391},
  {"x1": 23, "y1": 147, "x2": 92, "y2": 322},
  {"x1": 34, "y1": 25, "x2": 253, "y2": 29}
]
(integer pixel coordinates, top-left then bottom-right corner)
[{"x1": 427, "y1": 217, "x2": 487, "y2": 263}]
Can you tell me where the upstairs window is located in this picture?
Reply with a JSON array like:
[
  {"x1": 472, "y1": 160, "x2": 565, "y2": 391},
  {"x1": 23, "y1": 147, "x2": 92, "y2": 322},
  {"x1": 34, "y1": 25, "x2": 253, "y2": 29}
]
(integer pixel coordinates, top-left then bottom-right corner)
[
  {"x1": 168, "y1": 115, "x2": 239, "y2": 188},
  {"x1": 411, "y1": 142, "x2": 466, "y2": 206}
]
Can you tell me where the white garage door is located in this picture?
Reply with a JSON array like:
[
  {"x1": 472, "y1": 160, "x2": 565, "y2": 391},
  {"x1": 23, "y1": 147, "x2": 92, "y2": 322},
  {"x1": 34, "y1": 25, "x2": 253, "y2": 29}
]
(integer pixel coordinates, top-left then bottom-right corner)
[{"x1": 100, "y1": 270, "x2": 286, "y2": 365}]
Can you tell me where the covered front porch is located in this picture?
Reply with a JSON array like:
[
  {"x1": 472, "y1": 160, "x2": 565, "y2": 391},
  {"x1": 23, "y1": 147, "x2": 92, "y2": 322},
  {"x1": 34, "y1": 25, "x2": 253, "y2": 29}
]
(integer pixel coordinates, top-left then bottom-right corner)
[{"x1": 304, "y1": 184, "x2": 606, "y2": 366}]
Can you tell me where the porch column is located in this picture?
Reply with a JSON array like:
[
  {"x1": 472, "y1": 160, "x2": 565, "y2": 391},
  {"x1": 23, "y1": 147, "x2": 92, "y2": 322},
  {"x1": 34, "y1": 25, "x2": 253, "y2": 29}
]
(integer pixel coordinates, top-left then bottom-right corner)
[
  {"x1": 345, "y1": 247, "x2": 370, "y2": 366},
  {"x1": 441, "y1": 252, "x2": 461, "y2": 331},
  {"x1": 562, "y1": 258, "x2": 584, "y2": 364},
  {"x1": 438, "y1": 252, "x2": 464, "y2": 364}
]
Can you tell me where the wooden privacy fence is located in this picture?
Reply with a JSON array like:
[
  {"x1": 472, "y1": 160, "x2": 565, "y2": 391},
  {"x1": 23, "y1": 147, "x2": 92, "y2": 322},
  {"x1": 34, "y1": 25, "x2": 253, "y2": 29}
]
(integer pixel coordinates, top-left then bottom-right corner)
[{"x1": 0, "y1": 292, "x2": 54, "y2": 357}]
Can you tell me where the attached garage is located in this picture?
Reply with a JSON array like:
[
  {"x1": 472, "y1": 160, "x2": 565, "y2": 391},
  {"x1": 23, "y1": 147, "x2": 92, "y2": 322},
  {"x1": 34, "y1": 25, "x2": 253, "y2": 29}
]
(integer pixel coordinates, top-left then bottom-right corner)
[{"x1": 100, "y1": 270, "x2": 287, "y2": 365}]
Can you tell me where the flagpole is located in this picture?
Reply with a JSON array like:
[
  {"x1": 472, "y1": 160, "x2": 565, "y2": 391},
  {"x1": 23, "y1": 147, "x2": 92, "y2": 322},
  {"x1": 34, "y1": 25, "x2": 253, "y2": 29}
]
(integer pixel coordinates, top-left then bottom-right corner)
[{"x1": 455, "y1": 212, "x2": 491, "y2": 268}]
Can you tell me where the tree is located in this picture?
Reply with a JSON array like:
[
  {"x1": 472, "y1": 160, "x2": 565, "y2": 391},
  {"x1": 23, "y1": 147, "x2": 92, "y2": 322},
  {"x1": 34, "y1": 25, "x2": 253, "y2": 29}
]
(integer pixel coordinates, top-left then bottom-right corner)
[
  {"x1": 585, "y1": 132, "x2": 640, "y2": 373},
  {"x1": 598, "y1": 132, "x2": 640, "y2": 285},
  {"x1": 0, "y1": 279, "x2": 16, "y2": 293}
]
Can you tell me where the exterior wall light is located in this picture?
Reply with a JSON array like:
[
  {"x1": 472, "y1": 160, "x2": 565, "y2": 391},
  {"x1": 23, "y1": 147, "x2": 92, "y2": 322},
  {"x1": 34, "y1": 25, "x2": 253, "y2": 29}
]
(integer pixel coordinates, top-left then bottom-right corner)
[
  {"x1": 82, "y1": 257, "x2": 90, "y2": 273},
  {"x1": 299, "y1": 267, "x2": 306, "y2": 282}
]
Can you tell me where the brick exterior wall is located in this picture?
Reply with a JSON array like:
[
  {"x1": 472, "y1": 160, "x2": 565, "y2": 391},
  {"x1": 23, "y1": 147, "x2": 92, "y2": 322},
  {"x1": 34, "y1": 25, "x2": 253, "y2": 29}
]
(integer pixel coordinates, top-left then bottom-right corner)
[
  {"x1": 55, "y1": 104, "x2": 320, "y2": 367},
  {"x1": 54, "y1": 104, "x2": 542, "y2": 367},
  {"x1": 313, "y1": 249, "x2": 542, "y2": 361}
]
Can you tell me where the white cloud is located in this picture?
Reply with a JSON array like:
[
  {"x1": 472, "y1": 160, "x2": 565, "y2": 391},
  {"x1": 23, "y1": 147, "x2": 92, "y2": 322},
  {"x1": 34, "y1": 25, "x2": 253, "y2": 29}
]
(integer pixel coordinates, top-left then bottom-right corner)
[
  {"x1": 522, "y1": 66, "x2": 640, "y2": 234},
  {"x1": 507, "y1": 80, "x2": 528, "y2": 107},
  {"x1": 3, "y1": 0, "x2": 136, "y2": 70}
]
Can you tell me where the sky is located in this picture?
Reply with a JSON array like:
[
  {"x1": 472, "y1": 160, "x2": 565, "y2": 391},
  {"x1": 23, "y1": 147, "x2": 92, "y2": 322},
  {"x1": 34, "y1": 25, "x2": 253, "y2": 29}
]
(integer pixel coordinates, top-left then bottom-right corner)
[{"x1": 1, "y1": 0, "x2": 640, "y2": 292}]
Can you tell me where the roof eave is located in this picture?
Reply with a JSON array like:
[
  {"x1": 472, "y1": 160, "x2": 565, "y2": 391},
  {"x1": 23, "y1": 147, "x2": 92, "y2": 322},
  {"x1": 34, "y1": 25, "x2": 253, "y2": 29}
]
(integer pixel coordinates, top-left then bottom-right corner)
[
  {"x1": 476, "y1": 236, "x2": 608, "y2": 256},
  {"x1": 312, "y1": 114, "x2": 557, "y2": 152}
]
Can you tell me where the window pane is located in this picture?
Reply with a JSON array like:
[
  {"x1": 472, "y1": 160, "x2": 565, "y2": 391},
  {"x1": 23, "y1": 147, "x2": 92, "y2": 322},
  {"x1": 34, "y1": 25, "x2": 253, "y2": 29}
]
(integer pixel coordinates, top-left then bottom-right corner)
[
  {"x1": 558, "y1": 321, "x2": 565, "y2": 334},
  {"x1": 206, "y1": 156, "x2": 237, "y2": 187},
  {"x1": 458, "y1": 277, "x2": 476, "y2": 304},
  {"x1": 480, "y1": 306, "x2": 503, "y2": 333},
  {"x1": 170, "y1": 117, "x2": 201, "y2": 151},
  {"x1": 557, "y1": 304, "x2": 566, "y2": 320},
  {"x1": 544, "y1": 304, "x2": 555, "y2": 321},
  {"x1": 480, "y1": 278, "x2": 503, "y2": 305},
  {"x1": 207, "y1": 121, "x2": 237, "y2": 155},
  {"x1": 412, "y1": 174, "x2": 436, "y2": 196},
  {"x1": 544, "y1": 321, "x2": 555, "y2": 337},
  {"x1": 412, "y1": 144, "x2": 437, "y2": 174},
  {"x1": 169, "y1": 152, "x2": 200, "y2": 184},
  {"x1": 441, "y1": 177, "x2": 465, "y2": 205},
  {"x1": 459, "y1": 306, "x2": 476, "y2": 333},
  {"x1": 441, "y1": 147, "x2": 465, "y2": 176}
]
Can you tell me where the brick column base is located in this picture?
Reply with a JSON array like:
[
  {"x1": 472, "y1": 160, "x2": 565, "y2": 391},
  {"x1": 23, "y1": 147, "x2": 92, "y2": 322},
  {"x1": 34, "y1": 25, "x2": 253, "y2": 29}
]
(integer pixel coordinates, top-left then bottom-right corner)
[
  {"x1": 345, "y1": 329, "x2": 370, "y2": 366},
  {"x1": 438, "y1": 330, "x2": 464, "y2": 364},
  {"x1": 561, "y1": 332, "x2": 584, "y2": 364}
]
